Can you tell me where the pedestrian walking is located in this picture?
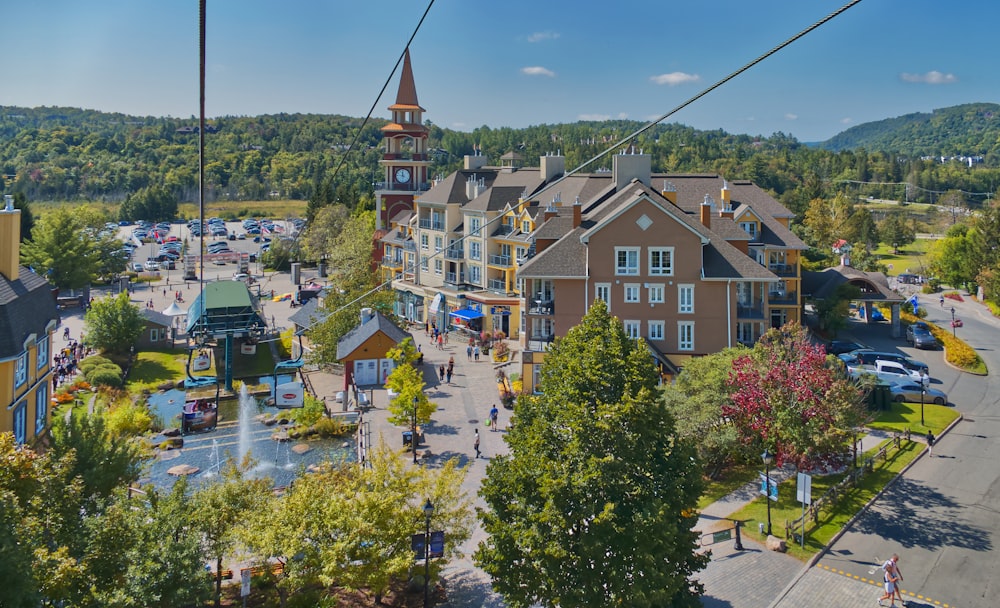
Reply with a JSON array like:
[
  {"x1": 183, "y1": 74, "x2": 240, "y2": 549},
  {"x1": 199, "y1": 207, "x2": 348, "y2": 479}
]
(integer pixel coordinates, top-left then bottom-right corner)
[
  {"x1": 446, "y1": 368, "x2": 453, "y2": 384},
  {"x1": 163, "y1": 288, "x2": 167, "y2": 297},
  {"x1": 878, "y1": 554, "x2": 900, "y2": 607},
  {"x1": 439, "y1": 364, "x2": 446, "y2": 382},
  {"x1": 437, "y1": 334, "x2": 444, "y2": 350},
  {"x1": 891, "y1": 557, "x2": 906, "y2": 606},
  {"x1": 474, "y1": 428, "x2": 481, "y2": 458},
  {"x1": 467, "y1": 344, "x2": 473, "y2": 360},
  {"x1": 474, "y1": 345, "x2": 480, "y2": 361},
  {"x1": 489, "y1": 404, "x2": 499, "y2": 432},
  {"x1": 444, "y1": 331, "x2": 449, "y2": 345},
  {"x1": 927, "y1": 431, "x2": 935, "y2": 457},
  {"x1": 939, "y1": 295, "x2": 945, "y2": 307}
]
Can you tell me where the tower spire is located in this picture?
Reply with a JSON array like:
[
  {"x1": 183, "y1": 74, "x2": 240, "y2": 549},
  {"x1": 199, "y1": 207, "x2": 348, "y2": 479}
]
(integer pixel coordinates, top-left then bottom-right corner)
[{"x1": 393, "y1": 48, "x2": 423, "y2": 110}]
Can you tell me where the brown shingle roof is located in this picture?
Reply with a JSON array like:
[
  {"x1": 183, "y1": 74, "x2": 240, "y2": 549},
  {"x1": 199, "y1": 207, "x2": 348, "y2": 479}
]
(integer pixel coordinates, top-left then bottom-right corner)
[{"x1": 517, "y1": 227, "x2": 588, "y2": 278}]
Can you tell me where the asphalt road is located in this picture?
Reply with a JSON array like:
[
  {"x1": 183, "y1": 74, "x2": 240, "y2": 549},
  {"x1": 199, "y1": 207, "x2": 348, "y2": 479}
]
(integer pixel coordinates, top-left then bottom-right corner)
[{"x1": 817, "y1": 293, "x2": 1000, "y2": 608}]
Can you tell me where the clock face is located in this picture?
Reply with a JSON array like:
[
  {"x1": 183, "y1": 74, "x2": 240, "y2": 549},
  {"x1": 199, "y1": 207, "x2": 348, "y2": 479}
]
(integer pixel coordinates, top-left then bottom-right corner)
[{"x1": 395, "y1": 168, "x2": 411, "y2": 183}]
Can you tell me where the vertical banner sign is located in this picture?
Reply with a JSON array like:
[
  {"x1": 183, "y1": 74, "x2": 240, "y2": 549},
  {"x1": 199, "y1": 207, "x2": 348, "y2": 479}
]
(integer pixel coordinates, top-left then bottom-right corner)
[
  {"x1": 796, "y1": 472, "x2": 812, "y2": 549},
  {"x1": 759, "y1": 473, "x2": 778, "y2": 501},
  {"x1": 240, "y1": 568, "x2": 251, "y2": 597}
]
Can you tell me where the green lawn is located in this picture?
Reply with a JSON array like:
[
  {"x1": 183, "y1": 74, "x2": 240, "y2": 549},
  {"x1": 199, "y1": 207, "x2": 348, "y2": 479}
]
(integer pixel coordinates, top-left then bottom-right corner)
[
  {"x1": 728, "y1": 440, "x2": 922, "y2": 561},
  {"x1": 698, "y1": 464, "x2": 758, "y2": 511},
  {"x1": 867, "y1": 401, "x2": 960, "y2": 435},
  {"x1": 127, "y1": 349, "x2": 194, "y2": 393},
  {"x1": 871, "y1": 237, "x2": 936, "y2": 277}
]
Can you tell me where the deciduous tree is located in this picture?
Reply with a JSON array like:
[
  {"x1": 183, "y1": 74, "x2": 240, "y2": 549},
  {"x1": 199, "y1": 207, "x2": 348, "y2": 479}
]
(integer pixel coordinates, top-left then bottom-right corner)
[
  {"x1": 476, "y1": 300, "x2": 707, "y2": 608},
  {"x1": 83, "y1": 292, "x2": 145, "y2": 355},
  {"x1": 19, "y1": 206, "x2": 97, "y2": 289}
]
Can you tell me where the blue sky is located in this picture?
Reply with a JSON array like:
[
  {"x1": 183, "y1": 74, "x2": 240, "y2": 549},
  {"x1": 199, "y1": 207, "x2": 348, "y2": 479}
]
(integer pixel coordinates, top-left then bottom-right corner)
[{"x1": 2, "y1": 0, "x2": 996, "y2": 142}]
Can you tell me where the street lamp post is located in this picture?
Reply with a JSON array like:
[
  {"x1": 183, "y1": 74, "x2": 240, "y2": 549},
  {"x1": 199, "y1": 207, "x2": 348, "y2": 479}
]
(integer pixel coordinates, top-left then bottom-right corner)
[
  {"x1": 423, "y1": 499, "x2": 434, "y2": 608},
  {"x1": 951, "y1": 306, "x2": 957, "y2": 337},
  {"x1": 762, "y1": 449, "x2": 773, "y2": 537},
  {"x1": 412, "y1": 396, "x2": 419, "y2": 464},
  {"x1": 920, "y1": 377, "x2": 926, "y2": 427}
]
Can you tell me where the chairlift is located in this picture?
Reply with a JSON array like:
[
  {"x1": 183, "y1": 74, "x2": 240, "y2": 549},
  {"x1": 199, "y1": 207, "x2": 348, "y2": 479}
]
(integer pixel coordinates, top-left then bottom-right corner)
[
  {"x1": 182, "y1": 347, "x2": 219, "y2": 434},
  {"x1": 272, "y1": 333, "x2": 306, "y2": 409}
]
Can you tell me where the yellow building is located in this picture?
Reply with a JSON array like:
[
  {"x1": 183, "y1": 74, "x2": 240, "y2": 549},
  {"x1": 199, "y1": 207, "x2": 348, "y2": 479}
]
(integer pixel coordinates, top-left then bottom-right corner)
[{"x1": 0, "y1": 195, "x2": 59, "y2": 446}]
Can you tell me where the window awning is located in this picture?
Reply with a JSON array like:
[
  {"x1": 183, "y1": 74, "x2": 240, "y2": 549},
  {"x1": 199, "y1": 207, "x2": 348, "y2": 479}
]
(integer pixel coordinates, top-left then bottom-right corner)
[
  {"x1": 450, "y1": 308, "x2": 484, "y2": 321},
  {"x1": 643, "y1": 338, "x2": 680, "y2": 376}
]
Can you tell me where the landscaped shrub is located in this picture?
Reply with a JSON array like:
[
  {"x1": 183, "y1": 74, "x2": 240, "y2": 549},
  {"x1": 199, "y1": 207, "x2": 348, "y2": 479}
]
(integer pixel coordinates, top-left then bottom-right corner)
[
  {"x1": 289, "y1": 394, "x2": 324, "y2": 427},
  {"x1": 79, "y1": 355, "x2": 113, "y2": 374},
  {"x1": 899, "y1": 310, "x2": 983, "y2": 370},
  {"x1": 105, "y1": 402, "x2": 153, "y2": 437},
  {"x1": 312, "y1": 416, "x2": 352, "y2": 437},
  {"x1": 86, "y1": 365, "x2": 123, "y2": 388}
]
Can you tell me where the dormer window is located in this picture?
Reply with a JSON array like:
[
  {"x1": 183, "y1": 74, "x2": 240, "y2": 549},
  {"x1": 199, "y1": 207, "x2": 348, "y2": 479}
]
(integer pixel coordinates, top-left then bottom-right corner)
[{"x1": 739, "y1": 221, "x2": 758, "y2": 239}]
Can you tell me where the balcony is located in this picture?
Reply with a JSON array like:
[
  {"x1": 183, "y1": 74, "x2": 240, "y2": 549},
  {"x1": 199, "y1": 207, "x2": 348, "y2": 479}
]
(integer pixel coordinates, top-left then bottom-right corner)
[
  {"x1": 767, "y1": 290, "x2": 798, "y2": 305},
  {"x1": 375, "y1": 181, "x2": 430, "y2": 192},
  {"x1": 445, "y1": 248, "x2": 464, "y2": 260},
  {"x1": 383, "y1": 257, "x2": 404, "y2": 270},
  {"x1": 528, "y1": 299, "x2": 555, "y2": 316},
  {"x1": 488, "y1": 254, "x2": 513, "y2": 267},
  {"x1": 402, "y1": 241, "x2": 416, "y2": 251},
  {"x1": 488, "y1": 278, "x2": 508, "y2": 292},
  {"x1": 445, "y1": 271, "x2": 465, "y2": 285},
  {"x1": 418, "y1": 219, "x2": 444, "y2": 230},
  {"x1": 736, "y1": 304, "x2": 765, "y2": 320},
  {"x1": 768, "y1": 263, "x2": 797, "y2": 277},
  {"x1": 493, "y1": 224, "x2": 514, "y2": 236}
]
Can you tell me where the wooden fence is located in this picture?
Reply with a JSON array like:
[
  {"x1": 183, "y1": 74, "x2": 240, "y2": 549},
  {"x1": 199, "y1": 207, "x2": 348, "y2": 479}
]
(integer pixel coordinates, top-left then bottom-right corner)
[{"x1": 784, "y1": 434, "x2": 905, "y2": 539}]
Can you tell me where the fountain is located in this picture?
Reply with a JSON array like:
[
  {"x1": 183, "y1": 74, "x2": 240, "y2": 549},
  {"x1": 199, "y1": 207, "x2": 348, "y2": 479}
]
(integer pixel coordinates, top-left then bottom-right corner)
[{"x1": 238, "y1": 383, "x2": 254, "y2": 463}]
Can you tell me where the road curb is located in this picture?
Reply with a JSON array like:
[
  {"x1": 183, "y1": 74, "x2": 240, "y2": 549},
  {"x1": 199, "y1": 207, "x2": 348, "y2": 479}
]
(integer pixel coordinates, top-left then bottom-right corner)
[{"x1": 767, "y1": 412, "x2": 965, "y2": 608}]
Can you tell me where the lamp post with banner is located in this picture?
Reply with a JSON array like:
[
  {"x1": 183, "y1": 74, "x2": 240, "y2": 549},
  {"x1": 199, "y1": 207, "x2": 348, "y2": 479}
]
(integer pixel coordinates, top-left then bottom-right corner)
[{"x1": 761, "y1": 449, "x2": 775, "y2": 536}]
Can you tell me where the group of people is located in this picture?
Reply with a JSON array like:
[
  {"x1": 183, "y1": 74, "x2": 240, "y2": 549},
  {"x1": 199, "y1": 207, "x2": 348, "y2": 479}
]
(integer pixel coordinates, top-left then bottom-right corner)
[
  {"x1": 878, "y1": 554, "x2": 905, "y2": 607},
  {"x1": 438, "y1": 356, "x2": 455, "y2": 384},
  {"x1": 466, "y1": 341, "x2": 481, "y2": 361},
  {"x1": 53, "y1": 330, "x2": 89, "y2": 389}
]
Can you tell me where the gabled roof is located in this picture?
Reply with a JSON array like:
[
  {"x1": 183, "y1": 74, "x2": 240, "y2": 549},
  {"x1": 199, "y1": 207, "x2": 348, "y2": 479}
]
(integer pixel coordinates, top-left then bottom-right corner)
[
  {"x1": 140, "y1": 308, "x2": 172, "y2": 328},
  {"x1": 289, "y1": 298, "x2": 328, "y2": 330},
  {"x1": 0, "y1": 267, "x2": 58, "y2": 359},
  {"x1": 517, "y1": 227, "x2": 588, "y2": 279},
  {"x1": 336, "y1": 311, "x2": 411, "y2": 361},
  {"x1": 802, "y1": 266, "x2": 903, "y2": 302},
  {"x1": 579, "y1": 182, "x2": 709, "y2": 246}
]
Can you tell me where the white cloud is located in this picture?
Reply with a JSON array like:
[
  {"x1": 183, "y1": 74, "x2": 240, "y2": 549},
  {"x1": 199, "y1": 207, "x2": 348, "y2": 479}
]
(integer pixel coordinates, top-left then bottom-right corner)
[
  {"x1": 527, "y1": 31, "x2": 560, "y2": 43},
  {"x1": 521, "y1": 66, "x2": 556, "y2": 77},
  {"x1": 649, "y1": 72, "x2": 700, "y2": 86},
  {"x1": 900, "y1": 70, "x2": 958, "y2": 84},
  {"x1": 840, "y1": 117, "x2": 853, "y2": 125},
  {"x1": 578, "y1": 113, "x2": 611, "y2": 121},
  {"x1": 617, "y1": 112, "x2": 628, "y2": 120},
  {"x1": 784, "y1": 113, "x2": 798, "y2": 121}
]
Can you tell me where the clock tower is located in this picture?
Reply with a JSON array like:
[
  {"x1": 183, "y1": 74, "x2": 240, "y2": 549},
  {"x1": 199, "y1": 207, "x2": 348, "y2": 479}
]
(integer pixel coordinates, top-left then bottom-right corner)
[{"x1": 375, "y1": 49, "x2": 430, "y2": 230}]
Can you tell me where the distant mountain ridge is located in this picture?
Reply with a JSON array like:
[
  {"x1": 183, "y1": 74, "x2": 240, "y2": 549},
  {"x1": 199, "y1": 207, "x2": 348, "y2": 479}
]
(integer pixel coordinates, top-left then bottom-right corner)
[{"x1": 819, "y1": 102, "x2": 1000, "y2": 157}]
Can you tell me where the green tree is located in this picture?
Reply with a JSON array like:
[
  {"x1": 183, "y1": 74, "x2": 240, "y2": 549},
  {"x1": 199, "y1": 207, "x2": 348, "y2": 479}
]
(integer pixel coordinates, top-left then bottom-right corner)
[
  {"x1": 475, "y1": 300, "x2": 707, "y2": 608},
  {"x1": 384, "y1": 338, "x2": 437, "y2": 455},
  {"x1": 930, "y1": 224, "x2": 979, "y2": 290},
  {"x1": 815, "y1": 283, "x2": 861, "y2": 335},
  {"x1": 879, "y1": 213, "x2": 915, "y2": 253},
  {"x1": 118, "y1": 186, "x2": 178, "y2": 223},
  {"x1": 83, "y1": 292, "x2": 145, "y2": 355},
  {"x1": 300, "y1": 202, "x2": 349, "y2": 262},
  {"x1": 664, "y1": 346, "x2": 751, "y2": 478},
  {"x1": 19, "y1": 206, "x2": 97, "y2": 289},
  {"x1": 10, "y1": 192, "x2": 35, "y2": 241}
]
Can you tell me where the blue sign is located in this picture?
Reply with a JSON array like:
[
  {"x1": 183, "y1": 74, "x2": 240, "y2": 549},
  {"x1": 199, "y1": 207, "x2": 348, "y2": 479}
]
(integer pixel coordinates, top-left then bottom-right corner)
[
  {"x1": 429, "y1": 530, "x2": 445, "y2": 558},
  {"x1": 759, "y1": 473, "x2": 778, "y2": 502}
]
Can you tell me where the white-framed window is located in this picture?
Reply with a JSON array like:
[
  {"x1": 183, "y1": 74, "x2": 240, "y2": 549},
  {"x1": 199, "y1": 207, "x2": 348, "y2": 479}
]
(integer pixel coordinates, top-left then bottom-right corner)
[
  {"x1": 595, "y1": 283, "x2": 611, "y2": 308},
  {"x1": 434, "y1": 259, "x2": 442, "y2": 275},
  {"x1": 421, "y1": 255, "x2": 429, "y2": 270},
  {"x1": 13, "y1": 401, "x2": 27, "y2": 445},
  {"x1": 648, "y1": 247, "x2": 674, "y2": 276},
  {"x1": 623, "y1": 320, "x2": 640, "y2": 339},
  {"x1": 615, "y1": 247, "x2": 640, "y2": 276},
  {"x1": 522, "y1": 220, "x2": 531, "y2": 233},
  {"x1": 36, "y1": 336, "x2": 48, "y2": 370},
  {"x1": 649, "y1": 320, "x2": 665, "y2": 341},
  {"x1": 624, "y1": 283, "x2": 640, "y2": 303},
  {"x1": 515, "y1": 246, "x2": 527, "y2": 264},
  {"x1": 420, "y1": 233, "x2": 429, "y2": 250},
  {"x1": 678, "y1": 321, "x2": 694, "y2": 351},
  {"x1": 14, "y1": 352, "x2": 27, "y2": 388},
  {"x1": 470, "y1": 217, "x2": 481, "y2": 236},
  {"x1": 532, "y1": 363, "x2": 543, "y2": 394},
  {"x1": 35, "y1": 384, "x2": 48, "y2": 435},
  {"x1": 434, "y1": 236, "x2": 443, "y2": 252},
  {"x1": 648, "y1": 284, "x2": 664, "y2": 304},
  {"x1": 469, "y1": 265, "x2": 481, "y2": 284},
  {"x1": 469, "y1": 241, "x2": 481, "y2": 261},
  {"x1": 150, "y1": 329, "x2": 159, "y2": 342},
  {"x1": 739, "y1": 221, "x2": 757, "y2": 239},
  {"x1": 678, "y1": 284, "x2": 694, "y2": 314}
]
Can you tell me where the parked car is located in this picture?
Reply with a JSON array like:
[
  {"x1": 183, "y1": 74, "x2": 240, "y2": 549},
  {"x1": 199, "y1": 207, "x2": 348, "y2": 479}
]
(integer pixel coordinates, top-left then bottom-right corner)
[
  {"x1": 131, "y1": 262, "x2": 144, "y2": 272},
  {"x1": 827, "y1": 340, "x2": 867, "y2": 355},
  {"x1": 890, "y1": 381, "x2": 948, "y2": 405},
  {"x1": 144, "y1": 260, "x2": 160, "y2": 271},
  {"x1": 848, "y1": 350, "x2": 929, "y2": 374},
  {"x1": 906, "y1": 323, "x2": 939, "y2": 350}
]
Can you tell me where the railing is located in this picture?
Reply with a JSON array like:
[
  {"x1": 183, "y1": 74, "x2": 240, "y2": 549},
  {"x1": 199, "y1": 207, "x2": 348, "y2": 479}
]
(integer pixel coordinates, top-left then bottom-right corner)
[
  {"x1": 374, "y1": 181, "x2": 430, "y2": 191},
  {"x1": 402, "y1": 241, "x2": 416, "y2": 251},
  {"x1": 736, "y1": 305, "x2": 765, "y2": 319},
  {"x1": 445, "y1": 272, "x2": 465, "y2": 285},
  {"x1": 768, "y1": 263, "x2": 797, "y2": 277},
  {"x1": 418, "y1": 219, "x2": 444, "y2": 230},
  {"x1": 768, "y1": 290, "x2": 798, "y2": 305},
  {"x1": 784, "y1": 435, "x2": 905, "y2": 541},
  {"x1": 445, "y1": 248, "x2": 464, "y2": 260},
  {"x1": 493, "y1": 224, "x2": 514, "y2": 236},
  {"x1": 489, "y1": 254, "x2": 513, "y2": 267},
  {"x1": 528, "y1": 301, "x2": 555, "y2": 315},
  {"x1": 488, "y1": 278, "x2": 507, "y2": 292}
]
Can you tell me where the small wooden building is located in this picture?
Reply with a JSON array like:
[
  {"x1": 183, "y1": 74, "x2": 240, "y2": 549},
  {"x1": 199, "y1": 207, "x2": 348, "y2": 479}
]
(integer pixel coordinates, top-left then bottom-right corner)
[{"x1": 336, "y1": 309, "x2": 411, "y2": 389}]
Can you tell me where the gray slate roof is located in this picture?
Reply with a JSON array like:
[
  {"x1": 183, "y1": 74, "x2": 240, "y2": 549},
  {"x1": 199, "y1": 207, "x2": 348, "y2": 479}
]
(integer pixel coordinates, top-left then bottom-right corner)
[
  {"x1": 0, "y1": 267, "x2": 59, "y2": 359},
  {"x1": 139, "y1": 308, "x2": 172, "y2": 328},
  {"x1": 289, "y1": 298, "x2": 328, "y2": 330},
  {"x1": 802, "y1": 266, "x2": 904, "y2": 302},
  {"x1": 335, "y1": 311, "x2": 412, "y2": 361}
]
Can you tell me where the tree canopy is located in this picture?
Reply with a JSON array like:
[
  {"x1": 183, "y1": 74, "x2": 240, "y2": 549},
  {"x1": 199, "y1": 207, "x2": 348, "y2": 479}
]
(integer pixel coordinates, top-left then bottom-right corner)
[
  {"x1": 475, "y1": 300, "x2": 707, "y2": 608},
  {"x1": 84, "y1": 292, "x2": 146, "y2": 355}
]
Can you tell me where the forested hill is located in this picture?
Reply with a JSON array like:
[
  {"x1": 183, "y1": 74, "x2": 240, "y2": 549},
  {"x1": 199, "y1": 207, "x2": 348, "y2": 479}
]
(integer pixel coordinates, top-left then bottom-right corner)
[
  {"x1": 3, "y1": 104, "x2": 1000, "y2": 215},
  {"x1": 819, "y1": 103, "x2": 1000, "y2": 157}
]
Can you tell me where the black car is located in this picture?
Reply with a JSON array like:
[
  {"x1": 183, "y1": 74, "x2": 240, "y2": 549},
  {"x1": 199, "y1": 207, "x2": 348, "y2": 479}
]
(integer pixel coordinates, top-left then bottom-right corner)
[{"x1": 827, "y1": 340, "x2": 867, "y2": 355}]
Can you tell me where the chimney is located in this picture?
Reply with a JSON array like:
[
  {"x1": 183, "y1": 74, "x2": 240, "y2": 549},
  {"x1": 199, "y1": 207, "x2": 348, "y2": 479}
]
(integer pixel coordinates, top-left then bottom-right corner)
[
  {"x1": 572, "y1": 201, "x2": 582, "y2": 228},
  {"x1": 661, "y1": 180, "x2": 677, "y2": 205},
  {"x1": 0, "y1": 195, "x2": 21, "y2": 281},
  {"x1": 543, "y1": 207, "x2": 557, "y2": 222},
  {"x1": 464, "y1": 153, "x2": 488, "y2": 170},
  {"x1": 360, "y1": 307, "x2": 374, "y2": 324},
  {"x1": 612, "y1": 149, "x2": 651, "y2": 190},
  {"x1": 540, "y1": 152, "x2": 565, "y2": 182},
  {"x1": 840, "y1": 253, "x2": 851, "y2": 267},
  {"x1": 720, "y1": 179, "x2": 731, "y2": 209},
  {"x1": 700, "y1": 194, "x2": 713, "y2": 230}
]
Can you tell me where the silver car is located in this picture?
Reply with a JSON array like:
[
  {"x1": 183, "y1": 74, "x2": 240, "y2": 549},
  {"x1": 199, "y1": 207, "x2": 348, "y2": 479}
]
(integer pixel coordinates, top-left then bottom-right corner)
[{"x1": 890, "y1": 381, "x2": 948, "y2": 405}]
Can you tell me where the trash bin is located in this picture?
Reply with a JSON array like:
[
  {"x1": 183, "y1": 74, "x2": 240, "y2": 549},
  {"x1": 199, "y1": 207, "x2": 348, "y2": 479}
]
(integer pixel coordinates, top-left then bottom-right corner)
[{"x1": 402, "y1": 431, "x2": 413, "y2": 447}]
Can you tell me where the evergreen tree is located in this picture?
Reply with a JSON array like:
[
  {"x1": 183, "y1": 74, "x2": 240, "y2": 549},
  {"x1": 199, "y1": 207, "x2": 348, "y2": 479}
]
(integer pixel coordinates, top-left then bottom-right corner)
[{"x1": 475, "y1": 300, "x2": 708, "y2": 608}]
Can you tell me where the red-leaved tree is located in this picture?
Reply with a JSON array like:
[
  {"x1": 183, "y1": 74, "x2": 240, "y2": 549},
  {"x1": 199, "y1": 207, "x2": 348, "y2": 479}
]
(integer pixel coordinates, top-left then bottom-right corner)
[{"x1": 722, "y1": 323, "x2": 867, "y2": 469}]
